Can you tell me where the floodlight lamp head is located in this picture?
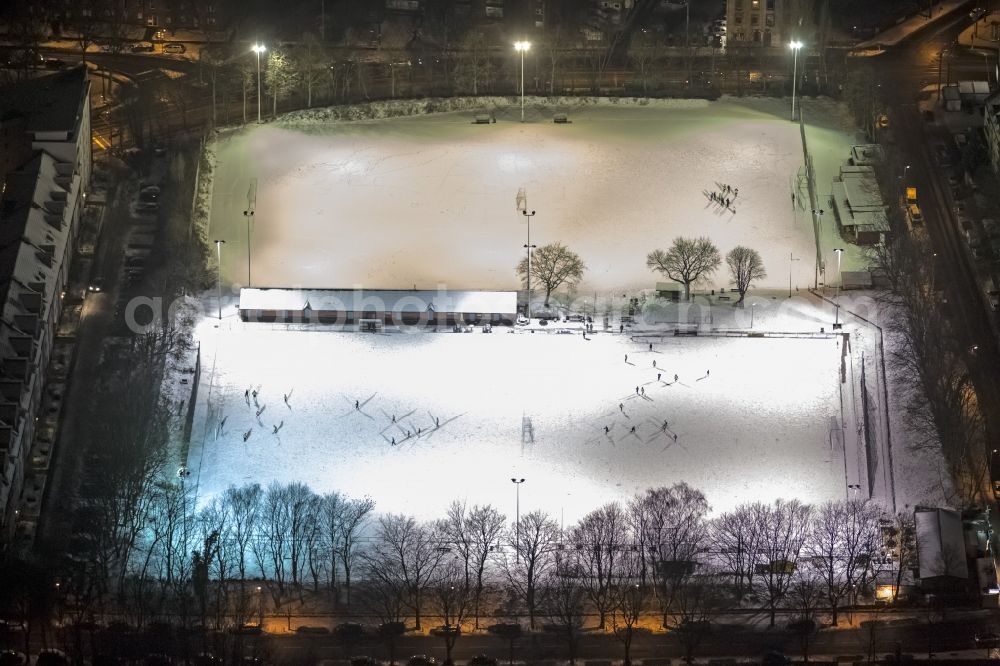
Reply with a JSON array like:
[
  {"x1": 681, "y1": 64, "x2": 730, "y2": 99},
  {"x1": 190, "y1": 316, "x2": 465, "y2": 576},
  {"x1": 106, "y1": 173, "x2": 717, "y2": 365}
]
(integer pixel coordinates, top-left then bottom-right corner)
[
  {"x1": 789, "y1": 40, "x2": 803, "y2": 50},
  {"x1": 514, "y1": 41, "x2": 531, "y2": 52},
  {"x1": 252, "y1": 43, "x2": 266, "y2": 53}
]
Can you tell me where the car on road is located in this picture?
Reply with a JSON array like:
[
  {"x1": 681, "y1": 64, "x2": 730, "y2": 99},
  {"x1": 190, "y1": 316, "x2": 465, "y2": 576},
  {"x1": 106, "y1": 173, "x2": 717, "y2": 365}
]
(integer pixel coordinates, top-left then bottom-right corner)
[
  {"x1": 516, "y1": 314, "x2": 528, "y2": 325},
  {"x1": 87, "y1": 278, "x2": 104, "y2": 293},
  {"x1": 971, "y1": 7, "x2": 988, "y2": 20},
  {"x1": 294, "y1": 626, "x2": 329, "y2": 635},
  {"x1": 349, "y1": 658, "x2": 379, "y2": 666},
  {"x1": 162, "y1": 42, "x2": 186, "y2": 54},
  {"x1": 130, "y1": 43, "x2": 155, "y2": 53},
  {"x1": 42, "y1": 58, "x2": 67, "y2": 70}
]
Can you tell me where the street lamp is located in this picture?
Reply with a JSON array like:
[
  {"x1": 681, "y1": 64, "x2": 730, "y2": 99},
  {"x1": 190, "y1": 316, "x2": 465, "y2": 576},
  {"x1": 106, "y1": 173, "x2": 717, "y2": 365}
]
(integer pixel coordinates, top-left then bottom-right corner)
[
  {"x1": 833, "y1": 248, "x2": 844, "y2": 327},
  {"x1": 750, "y1": 301, "x2": 756, "y2": 329},
  {"x1": 789, "y1": 40, "x2": 804, "y2": 122},
  {"x1": 214, "y1": 239, "x2": 226, "y2": 320},
  {"x1": 514, "y1": 41, "x2": 531, "y2": 122},
  {"x1": 789, "y1": 252, "x2": 800, "y2": 298},
  {"x1": 242, "y1": 208, "x2": 254, "y2": 286},
  {"x1": 252, "y1": 43, "x2": 266, "y2": 123},
  {"x1": 511, "y1": 478, "x2": 525, "y2": 562},
  {"x1": 522, "y1": 210, "x2": 537, "y2": 319}
]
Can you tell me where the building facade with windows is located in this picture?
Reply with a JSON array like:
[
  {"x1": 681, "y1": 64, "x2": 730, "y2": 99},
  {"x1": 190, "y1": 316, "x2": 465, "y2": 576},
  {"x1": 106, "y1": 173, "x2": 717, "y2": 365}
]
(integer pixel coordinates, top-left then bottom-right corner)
[
  {"x1": 725, "y1": 0, "x2": 814, "y2": 46},
  {"x1": 0, "y1": 67, "x2": 89, "y2": 549}
]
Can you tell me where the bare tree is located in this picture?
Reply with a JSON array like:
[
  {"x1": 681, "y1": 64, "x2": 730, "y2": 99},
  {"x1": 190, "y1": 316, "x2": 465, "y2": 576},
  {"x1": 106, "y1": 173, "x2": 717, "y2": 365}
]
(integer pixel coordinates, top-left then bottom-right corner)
[
  {"x1": 503, "y1": 510, "x2": 561, "y2": 629},
  {"x1": 266, "y1": 49, "x2": 299, "y2": 118},
  {"x1": 756, "y1": 500, "x2": 812, "y2": 627},
  {"x1": 570, "y1": 502, "x2": 629, "y2": 629},
  {"x1": 726, "y1": 246, "x2": 767, "y2": 306},
  {"x1": 364, "y1": 515, "x2": 445, "y2": 630},
  {"x1": 541, "y1": 555, "x2": 586, "y2": 664},
  {"x1": 337, "y1": 495, "x2": 376, "y2": 606},
  {"x1": 293, "y1": 32, "x2": 330, "y2": 108},
  {"x1": 786, "y1": 572, "x2": 824, "y2": 663},
  {"x1": 516, "y1": 243, "x2": 586, "y2": 308},
  {"x1": 252, "y1": 482, "x2": 295, "y2": 609},
  {"x1": 223, "y1": 483, "x2": 262, "y2": 581},
  {"x1": 443, "y1": 502, "x2": 505, "y2": 629},
  {"x1": 804, "y1": 499, "x2": 883, "y2": 626},
  {"x1": 711, "y1": 503, "x2": 765, "y2": 603},
  {"x1": 669, "y1": 573, "x2": 726, "y2": 665},
  {"x1": 431, "y1": 558, "x2": 470, "y2": 665},
  {"x1": 610, "y1": 549, "x2": 647, "y2": 666},
  {"x1": 631, "y1": 484, "x2": 709, "y2": 628},
  {"x1": 647, "y1": 237, "x2": 722, "y2": 301},
  {"x1": 453, "y1": 31, "x2": 493, "y2": 95}
]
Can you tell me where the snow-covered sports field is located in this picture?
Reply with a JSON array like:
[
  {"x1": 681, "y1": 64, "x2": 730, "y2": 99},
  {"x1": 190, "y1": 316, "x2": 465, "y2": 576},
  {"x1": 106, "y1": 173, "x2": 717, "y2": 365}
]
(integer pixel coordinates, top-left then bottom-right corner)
[
  {"x1": 187, "y1": 322, "x2": 849, "y2": 522},
  {"x1": 207, "y1": 98, "x2": 857, "y2": 293}
]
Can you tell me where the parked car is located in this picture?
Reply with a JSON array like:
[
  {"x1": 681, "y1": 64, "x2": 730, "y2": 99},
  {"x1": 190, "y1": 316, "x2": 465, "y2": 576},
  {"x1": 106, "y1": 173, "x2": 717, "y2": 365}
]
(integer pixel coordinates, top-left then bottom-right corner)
[
  {"x1": 468, "y1": 656, "x2": 497, "y2": 666},
  {"x1": 349, "y1": 658, "x2": 379, "y2": 666},
  {"x1": 130, "y1": 43, "x2": 155, "y2": 52},
  {"x1": 295, "y1": 626, "x2": 330, "y2": 635},
  {"x1": 407, "y1": 656, "x2": 437, "y2": 666},
  {"x1": 42, "y1": 58, "x2": 66, "y2": 70},
  {"x1": 162, "y1": 42, "x2": 186, "y2": 54},
  {"x1": 228, "y1": 623, "x2": 262, "y2": 635},
  {"x1": 516, "y1": 314, "x2": 528, "y2": 325}
]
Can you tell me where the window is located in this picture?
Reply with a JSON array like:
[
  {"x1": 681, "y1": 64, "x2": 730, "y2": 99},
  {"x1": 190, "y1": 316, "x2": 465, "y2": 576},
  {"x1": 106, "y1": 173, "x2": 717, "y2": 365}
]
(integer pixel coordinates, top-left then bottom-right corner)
[
  {"x1": 766, "y1": 0, "x2": 774, "y2": 8},
  {"x1": 750, "y1": 13, "x2": 758, "y2": 25},
  {"x1": 734, "y1": 12, "x2": 743, "y2": 24},
  {"x1": 734, "y1": 0, "x2": 742, "y2": 8},
  {"x1": 765, "y1": 13, "x2": 774, "y2": 26}
]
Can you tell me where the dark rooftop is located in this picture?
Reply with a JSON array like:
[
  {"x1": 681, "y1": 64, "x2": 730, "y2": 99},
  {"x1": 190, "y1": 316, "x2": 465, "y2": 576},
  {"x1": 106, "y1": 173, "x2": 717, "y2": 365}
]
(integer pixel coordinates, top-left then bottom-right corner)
[
  {"x1": 0, "y1": 66, "x2": 87, "y2": 134},
  {"x1": 0, "y1": 154, "x2": 44, "y2": 303}
]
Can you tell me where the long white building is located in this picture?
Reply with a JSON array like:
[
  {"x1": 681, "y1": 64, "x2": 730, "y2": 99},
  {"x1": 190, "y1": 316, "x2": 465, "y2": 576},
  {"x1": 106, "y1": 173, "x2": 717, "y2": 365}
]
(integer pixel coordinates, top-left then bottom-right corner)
[{"x1": 0, "y1": 66, "x2": 90, "y2": 548}]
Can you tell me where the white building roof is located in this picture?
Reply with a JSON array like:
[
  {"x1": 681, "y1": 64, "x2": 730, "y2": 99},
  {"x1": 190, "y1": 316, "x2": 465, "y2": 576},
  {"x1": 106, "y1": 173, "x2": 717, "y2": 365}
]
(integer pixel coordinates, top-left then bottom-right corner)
[{"x1": 239, "y1": 288, "x2": 517, "y2": 314}]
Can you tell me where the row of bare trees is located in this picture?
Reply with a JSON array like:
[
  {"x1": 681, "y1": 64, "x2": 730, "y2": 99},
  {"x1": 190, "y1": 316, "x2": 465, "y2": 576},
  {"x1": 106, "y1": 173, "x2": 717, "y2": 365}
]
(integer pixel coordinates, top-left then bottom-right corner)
[
  {"x1": 55, "y1": 471, "x2": 908, "y2": 634},
  {"x1": 855, "y1": 87, "x2": 990, "y2": 506}
]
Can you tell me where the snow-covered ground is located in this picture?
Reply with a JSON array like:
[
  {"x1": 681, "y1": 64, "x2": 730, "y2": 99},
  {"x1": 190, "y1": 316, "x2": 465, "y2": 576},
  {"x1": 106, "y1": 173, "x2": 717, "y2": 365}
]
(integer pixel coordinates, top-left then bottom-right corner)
[
  {"x1": 187, "y1": 313, "x2": 852, "y2": 523},
  {"x1": 207, "y1": 97, "x2": 862, "y2": 295}
]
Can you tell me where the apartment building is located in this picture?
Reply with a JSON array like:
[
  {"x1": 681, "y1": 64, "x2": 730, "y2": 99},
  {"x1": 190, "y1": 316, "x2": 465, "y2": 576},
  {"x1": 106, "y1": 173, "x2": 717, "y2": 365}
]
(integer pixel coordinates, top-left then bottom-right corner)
[{"x1": 0, "y1": 66, "x2": 89, "y2": 548}]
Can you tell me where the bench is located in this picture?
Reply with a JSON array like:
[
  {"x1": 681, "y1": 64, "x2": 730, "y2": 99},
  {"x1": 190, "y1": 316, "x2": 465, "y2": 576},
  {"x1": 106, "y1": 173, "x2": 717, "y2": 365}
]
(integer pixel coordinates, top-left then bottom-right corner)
[
  {"x1": 473, "y1": 114, "x2": 492, "y2": 124},
  {"x1": 717, "y1": 295, "x2": 731, "y2": 301},
  {"x1": 553, "y1": 113, "x2": 570, "y2": 124}
]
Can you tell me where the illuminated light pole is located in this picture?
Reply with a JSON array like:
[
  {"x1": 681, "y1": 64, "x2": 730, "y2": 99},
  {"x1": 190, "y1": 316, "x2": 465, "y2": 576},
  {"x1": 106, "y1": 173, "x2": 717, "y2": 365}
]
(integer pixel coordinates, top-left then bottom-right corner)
[
  {"x1": 214, "y1": 239, "x2": 225, "y2": 320},
  {"x1": 789, "y1": 40, "x2": 803, "y2": 122},
  {"x1": 522, "y1": 210, "x2": 536, "y2": 319},
  {"x1": 514, "y1": 41, "x2": 531, "y2": 122},
  {"x1": 511, "y1": 478, "x2": 525, "y2": 562},
  {"x1": 833, "y1": 248, "x2": 844, "y2": 327},
  {"x1": 252, "y1": 43, "x2": 266, "y2": 123},
  {"x1": 243, "y1": 208, "x2": 254, "y2": 286}
]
